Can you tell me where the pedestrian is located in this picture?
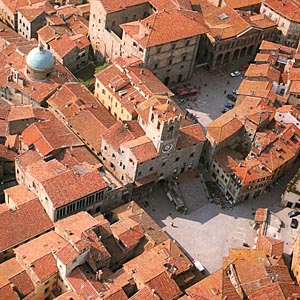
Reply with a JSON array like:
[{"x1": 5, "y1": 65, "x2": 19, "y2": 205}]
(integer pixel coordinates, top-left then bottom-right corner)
[
  {"x1": 224, "y1": 89, "x2": 227, "y2": 94},
  {"x1": 204, "y1": 83, "x2": 207, "y2": 87},
  {"x1": 170, "y1": 222, "x2": 174, "y2": 227},
  {"x1": 227, "y1": 80, "x2": 230, "y2": 85}
]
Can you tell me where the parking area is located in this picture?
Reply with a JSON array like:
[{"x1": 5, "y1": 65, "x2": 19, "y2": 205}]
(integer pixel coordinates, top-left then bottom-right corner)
[
  {"x1": 172, "y1": 56, "x2": 252, "y2": 130},
  {"x1": 139, "y1": 163, "x2": 299, "y2": 274}
]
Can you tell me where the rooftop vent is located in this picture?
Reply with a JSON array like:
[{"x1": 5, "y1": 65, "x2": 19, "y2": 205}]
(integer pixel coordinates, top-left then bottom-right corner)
[{"x1": 219, "y1": 13, "x2": 228, "y2": 20}]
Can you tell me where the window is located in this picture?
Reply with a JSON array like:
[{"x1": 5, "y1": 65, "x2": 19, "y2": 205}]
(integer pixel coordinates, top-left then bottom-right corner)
[
  {"x1": 149, "y1": 167, "x2": 153, "y2": 171},
  {"x1": 162, "y1": 162, "x2": 166, "y2": 167},
  {"x1": 175, "y1": 157, "x2": 179, "y2": 162},
  {"x1": 168, "y1": 59, "x2": 173, "y2": 65},
  {"x1": 157, "y1": 46, "x2": 161, "y2": 53},
  {"x1": 44, "y1": 288, "x2": 49, "y2": 294},
  {"x1": 281, "y1": 22, "x2": 285, "y2": 27},
  {"x1": 190, "y1": 152, "x2": 194, "y2": 157},
  {"x1": 185, "y1": 39, "x2": 190, "y2": 46},
  {"x1": 139, "y1": 47, "x2": 143, "y2": 52},
  {"x1": 171, "y1": 43, "x2": 176, "y2": 50},
  {"x1": 133, "y1": 41, "x2": 137, "y2": 47},
  {"x1": 102, "y1": 89, "x2": 106, "y2": 95},
  {"x1": 154, "y1": 63, "x2": 158, "y2": 69},
  {"x1": 182, "y1": 54, "x2": 186, "y2": 61}
]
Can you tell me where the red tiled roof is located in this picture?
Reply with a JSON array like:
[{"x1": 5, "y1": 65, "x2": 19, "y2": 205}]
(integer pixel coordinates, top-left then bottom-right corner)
[
  {"x1": 147, "y1": 271, "x2": 182, "y2": 299},
  {"x1": 14, "y1": 231, "x2": 67, "y2": 265},
  {"x1": 49, "y1": 34, "x2": 77, "y2": 58},
  {"x1": 42, "y1": 169, "x2": 108, "y2": 208},
  {"x1": 124, "y1": 136, "x2": 158, "y2": 162},
  {"x1": 0, "y1": 199, "x2": 53, "y2": 252},
  {"x1": 129, "y1": 286, "x2": 158, "y2": 300},
  {"x1": 121, "y1": 9, "x2": 207, "y2": 48},
  {"x1": 263, "y1": 0, "x2": 300, "y2": 22},
  {"x1": 4, "y1": 184, "x2": 37, "y2": 207},
  {"x1": 186, "y1": 269, "x2": 224, "y2": 300},
  {"x1": 30, "y1": 252, "x2": 58, "y2": 282},
  {"x1": 56, "y1": 244, "x2": 78, "y2": 265},
  {"x1": 199, "y1": 0, "x2": 250, "y2": 39},
  {"x1": 8, "y1": 270, "x2": 35, "y2": 297},
  {"x1": 102, "y1": 121, "x2": 145, "y2": 150},
  {"x1": 21, "y1": 118, "x2": 83, "y2": 157},
  {"x1": 224, "y1": 0, "x2": 261, "y2": 9}
]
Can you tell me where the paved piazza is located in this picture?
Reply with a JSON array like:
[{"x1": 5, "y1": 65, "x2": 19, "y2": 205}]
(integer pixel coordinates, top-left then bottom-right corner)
[{"x1": 138, "y1": 60, "x2": 299, "y2": 275}]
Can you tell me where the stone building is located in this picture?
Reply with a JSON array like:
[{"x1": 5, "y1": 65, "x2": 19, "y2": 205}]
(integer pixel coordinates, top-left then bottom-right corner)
[
  {"x1": 17, "y1": 2, "x2": 55, "y2": 40},
  {"x1": 196, "y1": 0, "x2": 277, "y2": 70},
  {"x1": 120, "y1": 9, "x2": 208, "y2": 85},
  {"x1": 99, "y1": 95, "x2": 206, "y2": 187},
  {"x1": 94, "y1": 61, "x2": 173, "y2": 121},
  {"x1": 88, "y1": 0, "x2": 155, "y2": 61},
  {"x1": 260, "y1": 0, "x2": 300, "y2": 47}
]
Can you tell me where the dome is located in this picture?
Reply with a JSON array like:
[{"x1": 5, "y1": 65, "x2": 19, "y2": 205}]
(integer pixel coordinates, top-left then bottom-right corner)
[{"x1": 26, "y1": 44, "x2": 55, "y2": 70}]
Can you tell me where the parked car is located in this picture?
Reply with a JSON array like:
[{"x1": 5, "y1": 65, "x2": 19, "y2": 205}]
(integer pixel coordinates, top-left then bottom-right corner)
[
  {"x1": 193, "y1": 260, "x2": 205, "y2": 274},
  {"x1": 225, "y1": 103, "x2": 234, "y2": 109},
  {"x1": 288, "y1": 209, "x2": 300, "y2": 218},
  {"x1": 232, "y1": 89, "x2": 238, "y2": 95},
  {"x1": 221, "y1": 108, "x2": 229, "y2": 113},
  {"x1": 239, "y1": 64, "x2": 249, "y2": 71},
  {"x1": 230, "y1": 71, "x2": 241, "y2": 77},
  {"x1": 227, "y1": 94, "x2": 237, "y2": 102},
  {"x1": 291, "y1": 218, "x2": 299, "y2": 229}
]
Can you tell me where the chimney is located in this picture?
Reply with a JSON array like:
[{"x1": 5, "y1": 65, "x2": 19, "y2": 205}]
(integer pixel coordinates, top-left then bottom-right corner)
[{"x1": 96, "y1": 270, "x2": 103, "y2": 281}]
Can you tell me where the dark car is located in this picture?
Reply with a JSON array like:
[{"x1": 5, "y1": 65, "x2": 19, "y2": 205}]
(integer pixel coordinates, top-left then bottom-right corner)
[
  {"x1": 291, "y1": 218, "x2": 299, "y2": 229},
  {"x1": 288, "y1": 209, "x2": 300, "y2": 218},
  {"x1": 221, "y1": 108, "x2": 229, "y2": 113},
  {"x1": 227, "y1": 94, "x2": 237, "y2": 102},
  {"x1": 225, "y1": 103, "x2": 234, "y2": 109}
]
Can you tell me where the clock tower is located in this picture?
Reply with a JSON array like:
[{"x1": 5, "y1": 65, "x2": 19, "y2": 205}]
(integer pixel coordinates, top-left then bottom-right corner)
[{"x1": 139, "y1": 96, "x2": 183, "y2": 155}]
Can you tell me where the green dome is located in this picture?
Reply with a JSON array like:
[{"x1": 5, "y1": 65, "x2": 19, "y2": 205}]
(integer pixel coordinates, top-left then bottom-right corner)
[{"x1": 26, "y1": 45, "x2": 54, "y2": 70}]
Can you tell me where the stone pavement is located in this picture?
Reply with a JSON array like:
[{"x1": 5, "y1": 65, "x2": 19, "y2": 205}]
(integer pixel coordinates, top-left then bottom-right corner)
[{"x1": 140, "y1": 163, "x2": 299, "y2": 274}]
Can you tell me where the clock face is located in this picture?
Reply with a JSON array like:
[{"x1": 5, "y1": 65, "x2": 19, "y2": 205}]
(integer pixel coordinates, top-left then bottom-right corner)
[{"x1": 162, "y1": 143, "x2": 173, "y2": 153}]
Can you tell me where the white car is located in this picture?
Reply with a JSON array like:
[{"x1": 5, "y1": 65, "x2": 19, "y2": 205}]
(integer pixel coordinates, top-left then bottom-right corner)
[{"x1": 230, "y1": 71, "x2": 241, "y2": 77}]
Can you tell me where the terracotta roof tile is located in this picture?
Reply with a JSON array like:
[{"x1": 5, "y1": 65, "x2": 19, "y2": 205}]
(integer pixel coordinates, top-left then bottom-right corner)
[
  {"x1": 4, "y1": 184, "x2": 38, "y2": 207},
  {"x1": 8, "y1": 270, "x2": 35, "y2": 297},
  {"x1": 199, "y1": 0, "x2": 250, "y2": 39},
  {"x1": 55, "y1": 211, "x2": 100, "y2": 244},
  {"x1": 147, "y1": 271, "x2": 182, "y2": 299},
  {"x1": 224, "y1": 0, "x2": 261, "y2": 9},
  {"x1": 124, "y1": 136, "x2": 158, "y2": 162},
  {"x1": 247, "y1": 282, "x2": 285, "y2": 300},
  {"x1": 103, "y1": 121, "x2": 145, "y2": 150},
  {"x1": 113, "y1": 201, "x2": 168, "y2": 245},
  {"x1": 129, "y1": 286, "x2": 158, "y2": 300},
  {"x1": 21, "y1": 117, "x2": 83, "y2": 157},
  {"x1": 177, "y1": 124, "x2": 206, "y2": 148},
  {"x1": 206, "y1": 118, "x2": 243, "y2": 144},
  {"x1": 0, "y1": 284, "x2": 19, "y2": 300},
  {"x1": 37, "y1": 25, "x2": 57, "y2": 43},
  {"x1": 263, "y1": 0, "x2": 300, "y2": 22},
  {"x1": 49, "y1": 34, "x2": 77, "y2": 58},
  {"x1": 245, "y1": 63, "x2": 280, "y2": 82},
  {"x1": 111, "y1": 218, "x2": 144, "y2": 249},
  {"x1": 54, "y1": 291, "x2": 85, "y2": 300},
  {"x1": 0, "y1": 199, "x2": 53, "y2": 252},
  {"x1": 14, "y1": 231, "x2": 67, "y2": 265},
  {"x1": 121, "y1": 9, "x2": 207, "y2": 48},
  {"x1": 186, "y1": 269, "x2": 224, "y2": 300},
  {"x1": 30, "y1": 252, "x2": 58, "y2": 282},
  {"x1": 56, "y1": 244, "x2": 78, "y2": 265},
  {"x1": 42, "y1": 169, "x2": 108, "y2": 208}
]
